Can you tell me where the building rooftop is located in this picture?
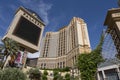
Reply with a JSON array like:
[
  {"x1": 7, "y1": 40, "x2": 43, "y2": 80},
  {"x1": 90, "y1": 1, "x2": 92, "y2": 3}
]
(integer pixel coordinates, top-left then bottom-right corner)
[
  {"x1": 25, "y1": 8, "x2": 44, "y2": 22},
  {"x1": 98, "y1": 58, "x2": 120, "y2": 68},
  {"x1": 16, "y1": 7, "x2": 45, "y2": 26}
]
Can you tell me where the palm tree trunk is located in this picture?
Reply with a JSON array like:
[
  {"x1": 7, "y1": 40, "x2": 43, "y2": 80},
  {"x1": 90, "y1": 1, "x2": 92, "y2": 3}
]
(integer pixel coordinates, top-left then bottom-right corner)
[
  {"x1": 2, "y1": 55, "x2": 11, "y2": 69},
  {"x1": 22, "y1": 51, "x2": 27, "y2": 70}
]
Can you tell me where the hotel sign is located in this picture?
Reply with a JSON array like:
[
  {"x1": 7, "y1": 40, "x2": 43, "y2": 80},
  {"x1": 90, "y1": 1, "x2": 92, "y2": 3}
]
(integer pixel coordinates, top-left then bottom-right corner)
[{"x1": 112, "y1": 13, "x2": 120, "y2": 18}]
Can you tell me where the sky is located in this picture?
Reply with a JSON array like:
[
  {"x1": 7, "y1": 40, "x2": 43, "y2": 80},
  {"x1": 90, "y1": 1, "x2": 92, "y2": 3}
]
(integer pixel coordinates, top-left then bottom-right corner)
[{"x1": 0, "y1": 0, "x2": 118, "y2": 57}]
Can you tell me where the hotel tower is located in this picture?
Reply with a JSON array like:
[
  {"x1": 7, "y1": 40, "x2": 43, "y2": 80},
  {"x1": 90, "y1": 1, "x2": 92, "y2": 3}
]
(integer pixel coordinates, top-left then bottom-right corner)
[{"x1": 37, "y1": 17, "x2": 91, "y2": 69}]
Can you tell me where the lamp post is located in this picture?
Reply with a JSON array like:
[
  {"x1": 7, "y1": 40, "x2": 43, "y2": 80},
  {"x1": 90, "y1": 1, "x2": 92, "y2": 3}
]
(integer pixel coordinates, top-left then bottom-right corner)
[
  {"x1": 70, "y1": 67, "x2": 74, "y2": 80},
  {"x1": 70, "y1": 66, "x2": 81, "y2": 80},
  {"x1": 70, "y1": 66, "x2": 79, "y2": 80}
]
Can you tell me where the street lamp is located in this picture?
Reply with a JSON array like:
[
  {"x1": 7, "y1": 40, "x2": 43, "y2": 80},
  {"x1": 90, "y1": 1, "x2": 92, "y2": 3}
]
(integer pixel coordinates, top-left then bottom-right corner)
[
  {"x1": 70, "y1": 67, "x2": 74, "y2": 80},
  {"x1": 70, "y1": 66, "x2": 81, "y2": 80}
]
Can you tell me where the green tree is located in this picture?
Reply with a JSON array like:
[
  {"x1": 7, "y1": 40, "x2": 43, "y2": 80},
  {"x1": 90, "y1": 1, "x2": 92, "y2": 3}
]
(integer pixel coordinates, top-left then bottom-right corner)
[
  {"x1": 28, "y1": 68, "x2": 41, "y2": 80},
  {"x1": 2, "y1": 38, "x2": 19, "y2": 68},
  {"x1": 41, "y1": 70, "x2": 48, "y2": 80},
  {"x1": 43, "y1": 70, "x2": 48, "y2": 75},
  {"x1": 54, "y1": 75, "x2": 59, "y2": 80},
  {"x1": 53, "y1": 70, "x2": 59, "y2": 76},
  {"x1": 53, "y1": 70, "x2": 63, "y2": 80},
  {"x1": 0, "y1": 68, "x2": 26, "y2": 80},
  {"x1": 77, "y1": 34, "x2": 104, "y2": 80},
  {"x1": 65, "y1": 73, "x2": 70, "y2": 80},
  {"x1": 58, "y1": 75, "x2": 63, "y2": 80},
  {"x1": 41, "y1": 74, "x2": 47, "y2": 80},
  {"x1": 53, "y1": 70, "x2": 59, "y2": 80},
  {"x1": 0, "y1": 43, "x2": 4, "y2": 52}
]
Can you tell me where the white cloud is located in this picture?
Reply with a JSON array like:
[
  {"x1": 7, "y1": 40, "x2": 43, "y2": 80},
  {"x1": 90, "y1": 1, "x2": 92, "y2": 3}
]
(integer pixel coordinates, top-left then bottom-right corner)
[{"x1": 20, "y1": 0, "x2": 52, "y2": 25}]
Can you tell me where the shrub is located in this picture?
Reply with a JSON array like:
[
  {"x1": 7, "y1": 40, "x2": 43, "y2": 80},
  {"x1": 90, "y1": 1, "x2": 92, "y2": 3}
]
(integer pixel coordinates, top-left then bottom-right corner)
[
  {"x1": 65, "y1": 73, "x2": 70, "y2": 80},
  {"x1": 43, "y1": 70, "x2": 48, "y2": 75},
  {"x1": 53, "y1": 67, "x2": 70, "y2": 72},
  {"x1": 53, "y1": 70, "x2": 59, "y2": 76},
  {"x1": 0, "y1": 68, "x2": 26, "y2": 80},
  {"x1": 28, "y1": 68, "x2": 41, "y2": 80},
  {"x1": 53, "y1": 70, "x2": 59, "y2": 80},
  {"x1": 53, "y1": 75, "x2": 59, "y2": 80},
  {"x1": 62, "y1": 67, "x2": 70, "y2": 72},
  {"x1": 42, "y1": 74, "x2": 47, "y2": 80}
]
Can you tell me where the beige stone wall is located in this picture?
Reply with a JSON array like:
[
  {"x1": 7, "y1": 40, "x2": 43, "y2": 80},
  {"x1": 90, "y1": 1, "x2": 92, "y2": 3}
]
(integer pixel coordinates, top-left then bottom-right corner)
[{"x1": 37, "y1": 58, "x2": 57, "y2": 69}]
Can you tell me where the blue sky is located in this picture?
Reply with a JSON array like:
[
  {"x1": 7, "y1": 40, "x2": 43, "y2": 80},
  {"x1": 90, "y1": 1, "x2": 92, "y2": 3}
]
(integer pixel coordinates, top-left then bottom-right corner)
[{"x1": 0, "y1": 0, "x2": 118, "y2": 50}]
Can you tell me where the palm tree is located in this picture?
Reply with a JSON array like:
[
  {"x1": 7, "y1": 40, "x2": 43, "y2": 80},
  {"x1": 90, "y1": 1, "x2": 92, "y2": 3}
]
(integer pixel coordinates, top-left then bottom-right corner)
[{"x1": 2, "y1": 38, "x2": 19, "y2": 68}]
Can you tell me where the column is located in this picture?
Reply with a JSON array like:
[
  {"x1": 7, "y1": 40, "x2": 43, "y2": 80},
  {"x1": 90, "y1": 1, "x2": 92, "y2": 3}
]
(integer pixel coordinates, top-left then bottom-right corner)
[
  {"x1": 22, "y1": 51, "x2": 27, "y2": 70},
  {"x1": 97, "y1": 71, "x2": 100, "y2": 80},
  {"x1": 102, "y1": 70, "x2": 107, "y2": 80},
  {"x1": 116, "y1": 67, "x2": 120, "y2": 79}
]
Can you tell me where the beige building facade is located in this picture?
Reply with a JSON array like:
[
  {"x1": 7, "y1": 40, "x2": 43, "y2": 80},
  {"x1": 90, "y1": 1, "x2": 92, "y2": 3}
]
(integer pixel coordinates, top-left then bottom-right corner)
[{"x1": 37, "y1": 17, "x2": 91, "y2": 69}]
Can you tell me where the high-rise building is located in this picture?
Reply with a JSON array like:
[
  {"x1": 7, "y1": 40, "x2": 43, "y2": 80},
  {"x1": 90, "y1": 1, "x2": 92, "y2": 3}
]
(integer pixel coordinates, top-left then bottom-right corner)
[
  {"x1": 3, "y1": 7, "x2": 45, "y2": 53},
  {"x1": 37, "y1": 17, "x2": 91, "y2": 69}
]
